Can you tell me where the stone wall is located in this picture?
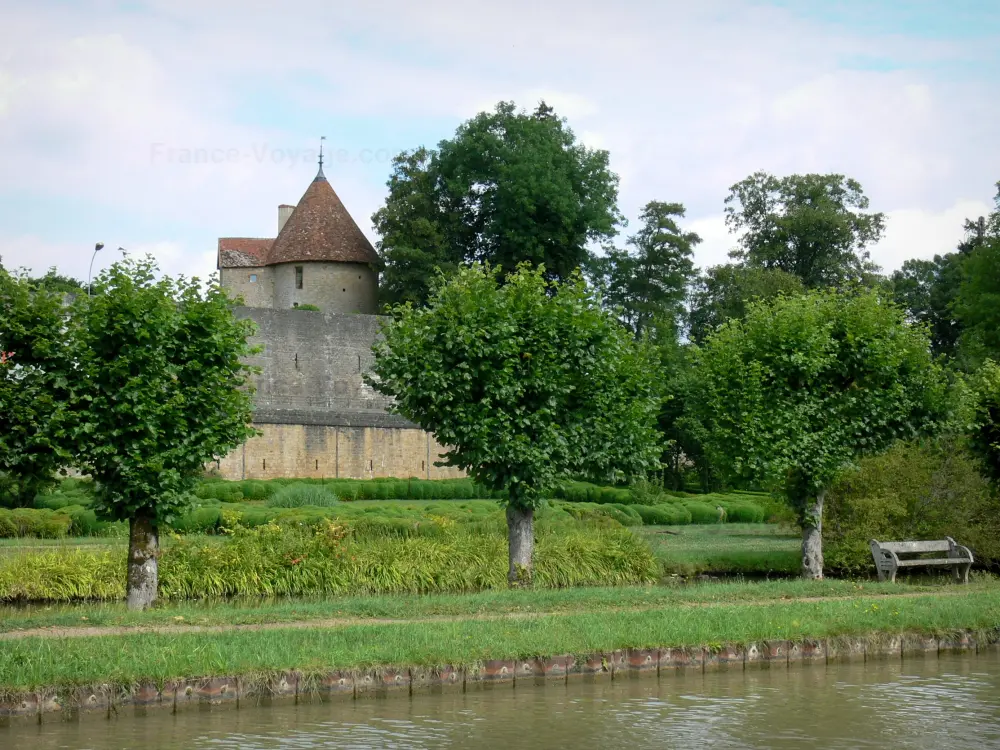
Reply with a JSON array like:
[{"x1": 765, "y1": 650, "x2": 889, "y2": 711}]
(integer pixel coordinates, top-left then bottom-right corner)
[
  {"x1": 271, "y1": 261, "x2": 378, "y2": 314},
  {"x1": 217, "y1": 307, "x2": 465, "y2": 481},
  {"x1": 220, "y1": 266, "x2": 274, "y2": 309},
  {"x1": 217, "y1": 424, "x2": 464, "y2": 480}
]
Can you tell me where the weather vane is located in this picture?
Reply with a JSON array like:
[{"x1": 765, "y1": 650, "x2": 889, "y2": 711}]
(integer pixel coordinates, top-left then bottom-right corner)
[{"x1": 317, "y1": 135, "x2": 326, "y2": 179}]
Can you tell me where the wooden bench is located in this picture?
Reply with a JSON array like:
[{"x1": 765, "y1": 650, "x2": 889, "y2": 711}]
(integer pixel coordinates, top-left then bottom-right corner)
[{"x1": 869, "y1": 538, "x2": 973, "y2": 583}]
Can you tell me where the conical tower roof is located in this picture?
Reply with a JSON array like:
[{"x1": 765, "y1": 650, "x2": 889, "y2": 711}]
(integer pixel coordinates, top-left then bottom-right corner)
[{"x1": 267, "y1": 168, "x2": 382, "y2": 267}]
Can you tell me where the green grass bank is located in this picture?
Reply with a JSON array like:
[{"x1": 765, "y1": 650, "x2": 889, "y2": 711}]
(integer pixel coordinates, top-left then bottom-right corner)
[{"x1": 0, "y1": 586, "x2": 998, "y2": 695}]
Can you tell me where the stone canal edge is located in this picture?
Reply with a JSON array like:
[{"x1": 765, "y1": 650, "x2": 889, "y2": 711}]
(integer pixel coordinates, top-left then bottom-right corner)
[{"x1": 1, "y1": 629, "x2": 996, "y2": 724}]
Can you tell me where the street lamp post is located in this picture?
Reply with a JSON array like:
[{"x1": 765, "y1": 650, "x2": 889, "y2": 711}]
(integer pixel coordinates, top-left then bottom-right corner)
[{"x1": 88, "y1": 242, "x2": 104, "y2": 296}]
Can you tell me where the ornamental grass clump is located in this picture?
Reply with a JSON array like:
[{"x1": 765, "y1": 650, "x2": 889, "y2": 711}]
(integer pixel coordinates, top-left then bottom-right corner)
[
  {"x1": 0, "y1": 521, "x2": 656, "y2": 603},
  {"x1": 266, "y1": 483, "x2": 340, "y2": 508}
]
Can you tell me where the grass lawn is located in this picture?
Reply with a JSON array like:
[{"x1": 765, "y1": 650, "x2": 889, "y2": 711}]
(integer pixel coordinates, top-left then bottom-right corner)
[
  {"x1": 0, "y1": 577, "x2": 985, "y2": 634},
  {"x1": 639, "y1": 523, "x2": 801, "y2": 576},
  {"x1": 1, "y1": 585, "x2": 998, "y2": 691}
]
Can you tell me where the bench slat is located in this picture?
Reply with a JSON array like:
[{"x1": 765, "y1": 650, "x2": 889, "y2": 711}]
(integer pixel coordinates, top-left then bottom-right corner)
[
  {"x1": 879, "y1": 541, "x2": 950, "y2": 553},
  {"x1": 894, "y1": 558, "x2": 966, "y2": 567}
]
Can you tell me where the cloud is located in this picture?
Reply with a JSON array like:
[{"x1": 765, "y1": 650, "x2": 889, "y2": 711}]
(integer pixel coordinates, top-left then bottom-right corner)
[
  {"x1": 874, "y1": 199, "x2": 993, "y2": 270},
  {"x1": 0, "y1": 0, "x2": 998, "y2": 285}
]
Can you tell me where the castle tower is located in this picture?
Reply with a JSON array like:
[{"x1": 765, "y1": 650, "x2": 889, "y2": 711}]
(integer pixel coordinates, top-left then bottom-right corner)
[{"x1": 218, "y1": 156, "x2": 383, "y2": 314}]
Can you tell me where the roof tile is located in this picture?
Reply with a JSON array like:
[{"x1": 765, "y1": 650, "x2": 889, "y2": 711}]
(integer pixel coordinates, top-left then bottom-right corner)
[{"x1": 267, "y1": 174, "x2": 383, "y2": 267}]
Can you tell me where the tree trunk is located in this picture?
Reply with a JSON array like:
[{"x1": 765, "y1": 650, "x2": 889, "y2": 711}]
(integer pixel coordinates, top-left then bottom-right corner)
[
  {"x1": 506, "y1": 505, "x2": 534, "y2": 587},
  {"x1": 127, "y1": 512, "x2": 159, "y2": 610},
  {"x1": 801, "y1": 490, "x2": 825, "y2": 580}
]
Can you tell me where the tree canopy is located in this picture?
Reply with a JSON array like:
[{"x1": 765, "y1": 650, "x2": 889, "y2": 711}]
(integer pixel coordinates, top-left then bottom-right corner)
[
  {"x1": 689, "y1": 289, "x2": 949, "y2": 578},
  {"x1": 890, "y1": 253, "x2": 965, "y2": 358},
  {"x1": 373, "y1": 101, "x2": 622, "y2": 307},
  {"x1": 588, "y1": 201, "x2": 700, "y2": 338},
  {"x1": 368, "y1": 264, "x2": 661, "y2": 583},
  {"x1": 955, "y1": 196, "x2": 1000, "y2": 363},
  {"x1": 725, "y1": 172, "x2": 885, "y2": 288},
  {"x1": 0, "y1": 269, "x2": 73, "y2": 506},
  {"x1": 1, "y1": 258, "x2": 258, "y2": 608},
  {"x1": 969, "y1": 360, "x2": 1000, "y2": 486},
  {"x1": 687, "y1": 264, "x2": 805, "y2": 343}
]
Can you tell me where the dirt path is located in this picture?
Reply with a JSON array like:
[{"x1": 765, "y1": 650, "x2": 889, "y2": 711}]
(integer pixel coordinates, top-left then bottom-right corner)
[{"x1": 0, "y1": 589, "x2": 971, "y2": 641}]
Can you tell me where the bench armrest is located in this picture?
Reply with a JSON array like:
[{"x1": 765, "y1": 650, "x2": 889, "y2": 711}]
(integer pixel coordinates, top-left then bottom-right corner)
[
  {"x1": 946, "y1": 537, "x2": 974, "y2": 564},
  {"x1": 869, "y1": 540, "x2": 900, "y2": 566}
]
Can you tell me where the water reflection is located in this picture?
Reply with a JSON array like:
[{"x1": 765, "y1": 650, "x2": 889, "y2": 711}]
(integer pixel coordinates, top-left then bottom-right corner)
[{"x1": 5, "y1": 654, "x2": 1000, "y2": 749}]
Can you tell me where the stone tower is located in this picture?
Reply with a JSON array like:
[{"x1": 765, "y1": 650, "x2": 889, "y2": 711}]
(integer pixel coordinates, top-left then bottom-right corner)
[{"x1": 217, "y1": 160, "x2": 383, "y2": 314}]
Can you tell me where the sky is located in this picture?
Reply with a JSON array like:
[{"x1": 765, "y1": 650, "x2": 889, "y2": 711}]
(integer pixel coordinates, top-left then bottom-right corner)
[{"x1": 1, "y1": 0, "x2": 998, "y2": 284}]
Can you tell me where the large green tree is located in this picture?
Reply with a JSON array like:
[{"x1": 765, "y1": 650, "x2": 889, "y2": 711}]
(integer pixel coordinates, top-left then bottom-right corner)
[
  {"x1": 687, "y1": 264, "x2": 805, "y2": 343},
  {"x1": 0, "y1": 270, "x2": 73, "y2": 506},
  {"x1": 371, "y1": 147, "x2": 456, "y2": 306},
  {"x1": 890, "y1": 253, "x2": 965, "y2": 358},
  {"x1": 725, "y1": 172, "x2": 885, "y2": 288},
  {"x1": 956, "y1": 241, "x2": 1000, "y2": 364},
  {"x1": 969, "y1": 360, "x2": 1000, "y2": 486},
  {"x1": 589, "y1": 201, "x2": 700, "y2": 337},
  {"x1": 64, "y1": 259, "x2": 256, "y2": 609},
  {"x1": 373, "y1": 101, "x2": 622, "y2": 307},
  {"x1": 690, "y1": 289, "x2": 948, "y2": 578},
  {"x1": 368, "y1": 264, "x2": 661, "y2": 585}
]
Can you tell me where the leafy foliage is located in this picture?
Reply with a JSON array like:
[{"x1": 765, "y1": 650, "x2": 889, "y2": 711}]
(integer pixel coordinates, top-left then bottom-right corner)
[
  {"x1": 369, "y1": 264, "x2": 662, "y2": 508},
  {"x1": 62, "y1": 258, "x2": 259, "y2": 526},
  {"x1": 969, "y1": 360, "x2": 1000, "y2": 485},
  {"x1": 688, "y1": 264, "x2": 805, "y2": 343},
  {"x1": 25, "y1": 268, "x2": 86, "y2": 295},
  {"x1": 689, "y1": 289, "x2": 949, "y2": 519},
  {"x1": 956, "y1": 237, "x2": 1000, "y2": 364},
  {"x1": 372, "y1": 147, "x2": 458, "y2": 307},
  {"x1": 890, "y1": 252, "x2": 966, "y2": 358},
  {"x1": 588, "y1": 201, "x2": 700, "y2": 337},
  {"x1": 724, "y1": 172, "x2": 885, "y2": 288},
  {"x1": 373, "y1": 101, "x2": 622, "y2": 307},
  {"x1": 0, "y1": 270, "x2": 74, "y2": 505},
  {"x1": 825, "y1": 438, "x2": 1000, "y2": 573}
]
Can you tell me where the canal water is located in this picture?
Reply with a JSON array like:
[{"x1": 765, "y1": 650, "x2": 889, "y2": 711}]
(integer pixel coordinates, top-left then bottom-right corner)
[{"x1": 5, "y1": 653, "x2": 1000, "y2": 749}]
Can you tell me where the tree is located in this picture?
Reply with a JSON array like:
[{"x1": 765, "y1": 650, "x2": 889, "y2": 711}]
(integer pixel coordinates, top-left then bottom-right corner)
[
  {"x1": 0, "y1": 270, "x2": 72, "y2": 506},
  {"x1": 725, "y1": 172, "x2": 885, "y2": 288},
  {"x1": 954, "y1": 182, "x2": 1000, "y2": 365},
  {"x1": 368, "y1": 264, "x2": 661, "y2": 585},
  {"x1": 65, "y1": 258, "x2": 257, "y2": 609},
  {"x1": 890, "y1": 253, "x2": 965, "y2": 358},
  {"x1": 589, "y1": 201, "x2": 700, "y2": 337},
  {"x1": 969, "y1": 360, "x2": 1000, "y2": 485},
  {"x1": 689, "y1": 289, "x2": 948, "y2": 578},
  {"x1": 373, "y1": 101, "x2": 622, "y2": 307},
  {"x1": 372, "y1": 148, "x2": 457, "y2": 307},
  {"x1": 27, "y1": 268, "x2": 86, "y2": 296},
  {"x1": 688, "y1": 264, "x2": 805, "y2": 343}
]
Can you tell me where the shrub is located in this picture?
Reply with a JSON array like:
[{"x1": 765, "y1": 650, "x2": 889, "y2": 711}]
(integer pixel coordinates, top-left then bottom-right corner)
[
  {"x1": 825, "y1": 438, "x2": 1000, "y2": 574},
  {"x1": 609, "y1": 503, "x2": 642, "y2": 525},
  {"x1": 194, "y1": 482, "x2": 244, "y2": 503},
  {"x1": 62, "y1": 505, "x2": 123, "y2": 536},
  {"x1": 629, "y1": 477, "x2": 668, "y2": 506},
  {"x1": 356, "y1": 482, "x2": 378, "y2": 500},
  {"x1": 238, "y1": 481, "x2": 275, "y2": 501},
  {"x1": 293, "y1": 303, "x2": 321, "y2": 311},
  {"x1": 683, "y1": 501, "x2": 722, "y2": 524},
  {"x1": 719, "y1": 501, "x2": 766, "y2": 524},
  {"x1": 631, "y1": 504, "x2": 692, "y2": 525},
  {"x1": 266, "y1": 483, "x2": 340, "y2": 508},
  {"x1": 170, "y1": 506, "x2": 222, "y2": 533},
  {"x1": 0, "y1": 508, "x2": 72, "y2": 538}
]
